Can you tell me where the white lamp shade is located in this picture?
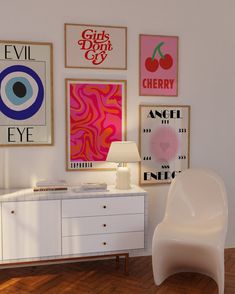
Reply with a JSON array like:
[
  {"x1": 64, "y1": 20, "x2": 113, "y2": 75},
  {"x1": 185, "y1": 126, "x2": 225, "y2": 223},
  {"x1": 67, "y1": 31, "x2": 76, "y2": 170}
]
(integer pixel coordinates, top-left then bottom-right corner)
[{"x1": 106, "y1": 141, "x2": 141, "y2": 163}]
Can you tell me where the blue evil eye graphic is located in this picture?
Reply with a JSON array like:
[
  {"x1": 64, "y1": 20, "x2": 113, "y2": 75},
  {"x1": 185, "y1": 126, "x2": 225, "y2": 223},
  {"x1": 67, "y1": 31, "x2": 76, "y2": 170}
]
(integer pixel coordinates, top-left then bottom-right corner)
[{"x1": 0, "y1": 65, "x2": 44, "y2": 120}]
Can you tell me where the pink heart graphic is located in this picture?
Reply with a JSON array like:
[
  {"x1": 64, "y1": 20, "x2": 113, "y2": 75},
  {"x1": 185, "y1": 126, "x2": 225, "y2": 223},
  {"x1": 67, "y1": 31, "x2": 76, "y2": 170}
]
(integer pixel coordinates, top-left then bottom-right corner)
[{"x1": 160, "y1": 142, "x2": 170, "y2": 152}]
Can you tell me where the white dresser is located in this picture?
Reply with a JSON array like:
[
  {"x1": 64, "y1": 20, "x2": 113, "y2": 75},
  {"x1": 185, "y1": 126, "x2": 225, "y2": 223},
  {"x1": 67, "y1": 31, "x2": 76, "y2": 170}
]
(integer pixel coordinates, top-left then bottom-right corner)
[{"x1": 0, "y1": 185, "x2": 146, "y2": 269}]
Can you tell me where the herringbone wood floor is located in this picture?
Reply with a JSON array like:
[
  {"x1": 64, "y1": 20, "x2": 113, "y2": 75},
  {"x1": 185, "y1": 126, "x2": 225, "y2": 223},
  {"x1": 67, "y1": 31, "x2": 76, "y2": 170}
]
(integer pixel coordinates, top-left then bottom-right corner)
[{"x1": 0, "y1": 249, "x2": 234, "y2": 294}]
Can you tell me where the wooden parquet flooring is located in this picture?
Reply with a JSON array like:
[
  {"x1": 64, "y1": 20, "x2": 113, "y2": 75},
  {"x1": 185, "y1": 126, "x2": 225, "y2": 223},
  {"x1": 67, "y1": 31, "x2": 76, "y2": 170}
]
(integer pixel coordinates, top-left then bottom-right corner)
[{"x1": 0, "y1": 248, "x2": 234, "y2": 294}]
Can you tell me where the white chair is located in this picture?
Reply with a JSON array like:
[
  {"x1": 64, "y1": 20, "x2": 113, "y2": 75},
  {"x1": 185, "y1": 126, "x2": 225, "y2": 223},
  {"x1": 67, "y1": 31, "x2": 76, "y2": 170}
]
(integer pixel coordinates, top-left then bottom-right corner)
[{"x1": 152, "y1": 169, "x2": 228, "y2": 294}]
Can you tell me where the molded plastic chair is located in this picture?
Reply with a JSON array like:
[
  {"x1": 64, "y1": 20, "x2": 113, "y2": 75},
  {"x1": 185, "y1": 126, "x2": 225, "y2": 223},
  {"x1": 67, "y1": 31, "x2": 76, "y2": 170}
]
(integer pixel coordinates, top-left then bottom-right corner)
[{"x1": 152, "y1": 169, "x2": 228, "y2": 294}]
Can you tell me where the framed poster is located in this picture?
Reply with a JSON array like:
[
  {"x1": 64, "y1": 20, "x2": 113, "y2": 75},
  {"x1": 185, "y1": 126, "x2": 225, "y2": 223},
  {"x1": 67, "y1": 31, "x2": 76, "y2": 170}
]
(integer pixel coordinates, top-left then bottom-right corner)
[
  {"x1": 0, "y1": 40, "x2": 53, "y2": 146},
  {"x1": 139, "y1": 34, "x2": 178, "y2": 96},
  {"x1": 65, "y1": 23, "x2": 127, "y2": 70},
  {"x1": 66, "y1": 79, "x2": 126, "y2": 170},
  {"x1": 139, "y1": 105, "x2": 190, "y2": 185}
]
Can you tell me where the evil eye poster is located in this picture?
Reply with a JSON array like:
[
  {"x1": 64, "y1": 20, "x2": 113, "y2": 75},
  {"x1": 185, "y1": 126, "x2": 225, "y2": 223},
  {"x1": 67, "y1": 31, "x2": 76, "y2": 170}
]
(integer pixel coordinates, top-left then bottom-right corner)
[
  {"x1": 0, "y1": 41, "x2": 53, "y2": 146},
  {"x1": 139, "y1": 35, "x2": 178, "y2": 96}
]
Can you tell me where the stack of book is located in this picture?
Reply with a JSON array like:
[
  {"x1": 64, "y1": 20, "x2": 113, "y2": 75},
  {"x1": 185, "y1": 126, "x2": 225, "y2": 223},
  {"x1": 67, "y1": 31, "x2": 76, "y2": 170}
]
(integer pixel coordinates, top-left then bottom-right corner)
[
  {"x1": 33, "y1": 180, "x2": 68, "y2": 192},
  {"x1": 80, "y1": 182, "x2": 107, "y2": 191},
  {"x1": 72, "y1": 182, "x2": 108, "y2": 193}
]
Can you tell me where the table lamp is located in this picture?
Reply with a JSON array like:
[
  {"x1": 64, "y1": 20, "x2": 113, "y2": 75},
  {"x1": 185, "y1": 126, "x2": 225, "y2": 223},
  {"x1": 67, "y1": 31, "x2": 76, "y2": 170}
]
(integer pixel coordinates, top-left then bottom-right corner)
[{"x1": 106, "y1": 141, "x2": 141, "y2": 189}]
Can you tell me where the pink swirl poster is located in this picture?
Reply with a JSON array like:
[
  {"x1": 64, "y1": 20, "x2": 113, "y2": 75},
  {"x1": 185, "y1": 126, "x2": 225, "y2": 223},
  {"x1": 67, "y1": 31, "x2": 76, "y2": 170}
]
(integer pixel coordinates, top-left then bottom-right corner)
[
  {"x1": 66, "y1": 79, "x2": 126, "y2": 170},
  {"x1": 139, "y1": 35, "x2": 178, "y2": 96}
]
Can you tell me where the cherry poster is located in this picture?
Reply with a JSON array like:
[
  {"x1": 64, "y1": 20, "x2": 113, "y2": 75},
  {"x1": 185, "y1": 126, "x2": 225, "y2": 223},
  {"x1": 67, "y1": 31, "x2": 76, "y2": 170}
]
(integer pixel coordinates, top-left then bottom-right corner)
[{"x1": 139, "y1": 35, "x2": 178, "y2": 96}]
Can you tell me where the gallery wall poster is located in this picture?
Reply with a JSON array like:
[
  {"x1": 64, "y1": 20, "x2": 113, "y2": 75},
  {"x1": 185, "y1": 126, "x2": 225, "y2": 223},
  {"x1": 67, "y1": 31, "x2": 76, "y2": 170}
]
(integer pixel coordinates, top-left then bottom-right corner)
[
  {"x1": 0, "y1": 40, "x2": 53, "y2": 146},
  {"x1": 64, "y1": 23, "x2": 127, "y2": 69},
  {"x1": 139, "y1": 34, "x2": 178, "y2": 96},
  {"x1": 139, "y1": 105, "x2": 190, "y2": 185},
  {"x1": 65, "y1": 79, "x2": 126, "y2": 171}
]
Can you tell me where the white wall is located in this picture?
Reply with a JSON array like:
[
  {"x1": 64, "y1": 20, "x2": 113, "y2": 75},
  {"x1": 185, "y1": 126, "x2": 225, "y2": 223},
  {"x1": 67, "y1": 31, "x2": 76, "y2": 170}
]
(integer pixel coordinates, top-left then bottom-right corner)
[{"x1": 1, "y1": 0, "x2": 235, "y2": 252}]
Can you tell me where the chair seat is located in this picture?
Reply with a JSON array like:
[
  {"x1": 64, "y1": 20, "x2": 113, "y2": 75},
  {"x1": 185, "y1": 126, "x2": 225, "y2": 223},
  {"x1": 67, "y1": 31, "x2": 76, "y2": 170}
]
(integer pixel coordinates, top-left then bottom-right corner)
[{"x1": 156, "y1": 221, "x2": 225, "y2": 245}]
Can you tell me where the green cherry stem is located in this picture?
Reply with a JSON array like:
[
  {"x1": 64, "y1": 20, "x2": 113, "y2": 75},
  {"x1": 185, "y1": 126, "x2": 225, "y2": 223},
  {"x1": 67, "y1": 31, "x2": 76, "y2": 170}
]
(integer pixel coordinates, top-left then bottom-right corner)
[{"x1": 151, "y1": 42, "x2": 165, "y2": 60}]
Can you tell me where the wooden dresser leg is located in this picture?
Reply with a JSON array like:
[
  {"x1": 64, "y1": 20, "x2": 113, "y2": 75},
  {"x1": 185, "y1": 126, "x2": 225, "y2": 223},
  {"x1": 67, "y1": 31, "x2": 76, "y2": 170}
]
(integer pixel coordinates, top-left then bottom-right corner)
[
  {"x1": 116, "y1": 255, "x2": 120, "y2": 269},
  {"x1": 124, "y1": 253, "x2": 129, "y2": 275}
]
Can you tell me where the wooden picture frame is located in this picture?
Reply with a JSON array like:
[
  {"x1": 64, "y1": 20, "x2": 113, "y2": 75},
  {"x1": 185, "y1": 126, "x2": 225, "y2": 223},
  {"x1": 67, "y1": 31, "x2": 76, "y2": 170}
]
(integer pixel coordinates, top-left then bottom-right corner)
[
  {"x1": 139, "y1": 105, "x2": 190, "y2": 185},
  {"x1": 0, "y1": 40, "x2": 53, "y2": 146},
  {"x1": 65, "y1": 79, "x2": 126, "y2": 171},
  {"x1": 139, "y1": 34, "x2": 178, "y2": 96},
  {"x1": 65, "y1": 23, "x2": 127, "y2": 70}
]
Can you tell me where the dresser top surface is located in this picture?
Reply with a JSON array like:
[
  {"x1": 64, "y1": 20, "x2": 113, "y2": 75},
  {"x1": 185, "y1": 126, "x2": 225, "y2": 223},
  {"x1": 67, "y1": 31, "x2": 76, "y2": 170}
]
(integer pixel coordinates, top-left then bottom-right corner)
[{"x1": 0, "y1": 185, "x2": 146, "y2": 202}]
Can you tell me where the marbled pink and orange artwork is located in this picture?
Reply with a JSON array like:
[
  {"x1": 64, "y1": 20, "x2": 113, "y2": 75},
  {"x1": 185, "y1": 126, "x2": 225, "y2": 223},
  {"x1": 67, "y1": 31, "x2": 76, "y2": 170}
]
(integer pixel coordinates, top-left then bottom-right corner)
[{"x1": 67, "y1": 80, "x2": 126, "y2": 170}]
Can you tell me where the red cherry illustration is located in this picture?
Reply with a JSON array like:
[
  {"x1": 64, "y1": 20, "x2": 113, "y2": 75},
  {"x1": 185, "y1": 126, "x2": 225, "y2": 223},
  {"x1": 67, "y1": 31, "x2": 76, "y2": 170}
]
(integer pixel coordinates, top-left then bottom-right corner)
[
  {"x1": 144, "y1": 42, "x2": 173, "y2": 72},
  {"x1": 145, "y1": 57, "x2": 158, "y2": 72},
  {"x1": 159, "y1": 53, "x2": 173, "y2": 70}
]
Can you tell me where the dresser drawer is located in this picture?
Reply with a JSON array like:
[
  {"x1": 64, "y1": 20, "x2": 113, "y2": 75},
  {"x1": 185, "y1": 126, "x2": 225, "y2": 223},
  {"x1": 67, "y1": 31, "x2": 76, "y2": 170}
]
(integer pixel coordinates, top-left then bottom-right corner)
[
  {"x1": 62, "y1": 231, "x2": 144, "y2": 255},
  {"x1": 62, "y1": 196, "x2": 144, "y2": 217},
  {"x1": 62, "y1": 214, "x2": 144, "y2": 236}
]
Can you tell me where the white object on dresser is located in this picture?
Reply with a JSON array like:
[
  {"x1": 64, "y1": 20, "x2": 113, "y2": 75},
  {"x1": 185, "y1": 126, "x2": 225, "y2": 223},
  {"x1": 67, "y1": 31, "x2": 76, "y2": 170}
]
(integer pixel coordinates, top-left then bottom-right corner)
[
  {"x1": 0, "y1": 185, "x2": 146, "y2": 269},
  {"x1": 106, "y1": 141, "x2": 141, "y2": 190}
]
